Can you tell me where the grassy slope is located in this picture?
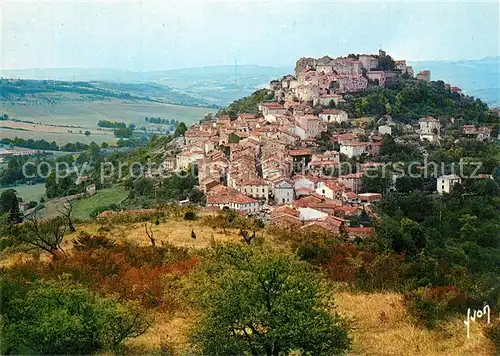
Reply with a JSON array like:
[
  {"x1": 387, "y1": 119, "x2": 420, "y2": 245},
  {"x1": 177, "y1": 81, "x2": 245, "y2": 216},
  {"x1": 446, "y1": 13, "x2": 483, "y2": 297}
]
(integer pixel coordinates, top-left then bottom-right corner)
[
  {"x1": 34, "y1": 187, "x2": 128, "y2": 220},
  {"x1": 71, "y1": 186, "x2": 129, "y2": 220},
  {"x1": 73, "y1": 220, "x2": 498, "y2": 354},
  {"x1": 2, "y1": 217, "x2": 496, "y2": 355},
  {"x1": 0, "y1": 128, "x2": 116, "y2": 145},
  {"x1": 0, "y1": 183, "x2": 46, "y2": 202},
  {"x1": 0, "y1": 101, "x2": 216, "y2": 129}
]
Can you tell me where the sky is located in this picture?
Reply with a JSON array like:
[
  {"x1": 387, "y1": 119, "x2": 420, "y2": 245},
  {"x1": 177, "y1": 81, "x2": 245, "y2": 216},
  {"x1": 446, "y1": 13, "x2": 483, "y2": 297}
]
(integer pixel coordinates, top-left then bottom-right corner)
[{"x1": 1, "y1": 0, "x2": 499, "y2": 71}]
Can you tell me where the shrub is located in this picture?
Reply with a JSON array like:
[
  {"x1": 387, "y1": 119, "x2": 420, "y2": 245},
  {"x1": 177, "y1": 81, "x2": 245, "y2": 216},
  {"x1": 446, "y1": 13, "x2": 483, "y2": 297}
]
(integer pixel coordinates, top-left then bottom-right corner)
[
  {"x1": 189, "y1": 244, "x2": 351, "y2": 355},
  {"x1": 0, "y1": 279, "x2": 151, "y2": 355},
  {"x1": 403, "y1": 285, "x2": 466, "y2": 328},
  {"x1": 73, "y1": 232, "x2": 115, "y2": 251},
  {"x1": 183, "y1": 211, "x2": 197, "y2": 220},
  {"x1": 325, "y1": 244, "x2": 405, "y2": 291},
  {"x1": 4, "y1": 241, "x2": 196, "y2": 309},
  {"x1": 484, "y1": 318, "x2": 500, "y2": 350}
]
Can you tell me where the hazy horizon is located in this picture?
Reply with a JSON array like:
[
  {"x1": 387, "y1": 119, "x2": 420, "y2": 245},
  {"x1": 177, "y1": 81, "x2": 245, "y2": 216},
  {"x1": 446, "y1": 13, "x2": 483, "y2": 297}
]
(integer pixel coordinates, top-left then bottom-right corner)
[
  {"x1": 2, "y1": 1, "x2": 499, "y2": 72},
  {"x1": 2, "y1": 55, "x2": 500, "y2": 73}
]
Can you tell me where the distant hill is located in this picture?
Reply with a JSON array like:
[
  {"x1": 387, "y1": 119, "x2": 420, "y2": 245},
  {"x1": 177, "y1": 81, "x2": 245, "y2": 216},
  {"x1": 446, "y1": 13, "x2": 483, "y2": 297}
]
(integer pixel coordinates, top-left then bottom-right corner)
[
  {"x1": 1, "y1": 65, "x2": 293, "y2": 105},
  {"x1": 3, "y1": 58, "x2": 498, "y2": 107},
  {"x1": 410, "y1": 57, "x2": 500, "y2": 107},
  {"x1": 0, "y1": 79, "x2": 216, "y2": 108}
]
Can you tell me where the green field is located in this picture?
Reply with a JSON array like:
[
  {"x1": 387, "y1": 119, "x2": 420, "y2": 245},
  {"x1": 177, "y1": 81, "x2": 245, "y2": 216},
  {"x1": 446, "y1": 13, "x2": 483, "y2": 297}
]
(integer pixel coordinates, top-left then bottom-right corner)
[
  {"x1": 0, "y1": 183, "x2": 46, "y2": 202},
  {"x1": 0, "y1": 129, "x2": 116, "y2": 145},
  {"x1": 0, "y1": 101, "x2": 216, "y2": 129},
  {"x1": 72, "y1": 186, "x2": 128, "y2": 220}
]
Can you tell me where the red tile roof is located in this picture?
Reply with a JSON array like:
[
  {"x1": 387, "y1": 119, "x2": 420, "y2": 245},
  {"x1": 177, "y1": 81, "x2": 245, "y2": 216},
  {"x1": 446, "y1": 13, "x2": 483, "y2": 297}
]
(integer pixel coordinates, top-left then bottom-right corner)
[
  {"x1": 289, "y1": 149, "x2": 312, "y2": 156},
  {"x1": 321, "y1": 109, "x2": 346, "y2": 115},
  {"x1": 240, "y1": 179, "x2": 268, "y2": 186}
]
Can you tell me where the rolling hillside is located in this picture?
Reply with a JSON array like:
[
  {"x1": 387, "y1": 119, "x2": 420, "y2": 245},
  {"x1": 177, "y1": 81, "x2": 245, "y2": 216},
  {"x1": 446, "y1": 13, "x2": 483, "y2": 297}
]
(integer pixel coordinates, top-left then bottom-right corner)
[
  {"x1": 1, "y1": 66, "x2": 293, "y2": 105},
  {"x1": 3, "y1": 58, "x2": 498, "y2": 107},
  {"x1": 0, "y1": 79, "x2": 215, "y2": 108}
]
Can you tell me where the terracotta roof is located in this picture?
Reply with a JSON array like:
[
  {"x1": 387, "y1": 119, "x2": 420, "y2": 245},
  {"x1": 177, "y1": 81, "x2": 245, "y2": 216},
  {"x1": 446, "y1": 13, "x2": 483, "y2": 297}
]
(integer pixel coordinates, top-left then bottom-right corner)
[
  {"x1": 294, "y1": 194, "x2": 324, "y2": 207},
  {"x1": 271, "y1": 205, "x2": 299, "y2": 217},
  {"x1": 240, "y1": 179, "x2": 268, "y2": 186},
  {"x1": 293, "y1": 174, "x2": 322, "y2": 183},
  {"x1": 334, "y1": 206, "x2": 361, "y2": 216},
  {"x1": 344, "y1": 191, "x2": 359, "y2": 199},
  {"x1": 289, "y1": 149, "x2": 312, "y2": 156},
  {"x1": 262, "y1": 102, "x2": 284, "y2": 109}
]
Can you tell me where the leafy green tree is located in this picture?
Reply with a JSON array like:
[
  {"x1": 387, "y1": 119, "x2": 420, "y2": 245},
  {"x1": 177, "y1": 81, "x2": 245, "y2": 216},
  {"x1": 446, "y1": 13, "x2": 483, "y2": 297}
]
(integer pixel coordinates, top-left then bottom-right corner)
[
  {"x1": 189, "y1": 244, "x2": 351, "y2": 355},
  {"x1": 174, "y1": 121, "x2": 188, "y2": 137},
  {"x1": 0, "y1": 189, "x2": 22, "y2": 224},
  {"x1": 113, "y1": 127, "x2": 134, "y2": 138},
  {"x1": 0, "y1": 279, "x2": 151, "y2": 355},
  {"x1": 361, "y1": 167, "x2": 391, "y2": 194}
]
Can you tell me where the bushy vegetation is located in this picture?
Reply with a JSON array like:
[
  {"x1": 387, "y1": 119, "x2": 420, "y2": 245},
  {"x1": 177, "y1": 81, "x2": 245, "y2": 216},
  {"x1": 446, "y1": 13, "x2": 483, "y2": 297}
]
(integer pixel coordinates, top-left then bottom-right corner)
[
  {"x1": 403, "y1": 286, "x2": 466, "y2": 328},
  {"x1": 342, "y1": 79, "x2": 497, "y2": 123},
  {"x1": 217, "y1": 88, "x2": 274, "y2": 118},
  {"x1": 123, "y1": 169, "x2": 204, "y2": 208},
  {"x1": 188, "y1": 243, "x2": 351, "y2": 355},
  {"x1": 97, "y1": 120, "x2": 126, "y2": 129},
  {"x1": 0, "y1": 137, "x2": 90, "y2": 151},
  {"x1": 0, "y1": 279, "x2": 151, "y2": 355},
  {"x1": 145, "y1": 117, "x2": 179, "y2": 126}
]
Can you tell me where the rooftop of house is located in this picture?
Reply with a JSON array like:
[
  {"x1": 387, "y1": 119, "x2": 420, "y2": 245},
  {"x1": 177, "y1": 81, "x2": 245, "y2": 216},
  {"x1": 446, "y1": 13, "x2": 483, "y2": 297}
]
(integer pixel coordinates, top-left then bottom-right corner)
[
  {"x1": 271, "y1": 205, "x2": 299, "y2": 217},
  {"x1": 239, "y1": 179, "x2": 268, "y2": 186},
  {"x1": 419, "y1": 116, "x2": 439, "y2": 123},
  {"x1": 289, "y1": 148, "x2": 312, "y2": 156},
  {"x1": 262, "y1": 102, "x2": 284, "y2": 109}
]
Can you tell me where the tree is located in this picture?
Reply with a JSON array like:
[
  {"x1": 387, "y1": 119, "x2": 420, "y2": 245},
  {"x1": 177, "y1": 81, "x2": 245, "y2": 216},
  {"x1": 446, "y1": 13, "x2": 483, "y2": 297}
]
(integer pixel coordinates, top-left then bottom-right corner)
[
  {"x1": 174, "y1": 122, "x2": 188, "y2": 137},
  {"x1": 84, "y1": 130, "x2": 91, "y2": 136},
  {"x1": 0, "y1": 189, "x2": 22, "y2": 224},
  {"x1": 1, "y1": 279, "x2": 151, "y2": 355},
  {"x1": 189, "y1": 244, "x2": 351, "y2": 355},
  {"x1": 113, "y1": 127, "x2": 134, "y2": 138},
  {"x1": 58, "y1": 199, "x2": 76, "y2": 233},
  {"x1": 12, "y1": 213, "x2": 69, "y2": 258},
  {"x1": 143, "y1": 221, "x2": 156, "y2": 247}
]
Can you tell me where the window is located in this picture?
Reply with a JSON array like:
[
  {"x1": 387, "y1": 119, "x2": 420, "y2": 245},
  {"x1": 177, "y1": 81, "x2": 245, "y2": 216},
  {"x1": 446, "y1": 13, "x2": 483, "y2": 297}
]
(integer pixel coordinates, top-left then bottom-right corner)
[{"x1": 262, "y1": 188, "x2": 265, "y2": 193}]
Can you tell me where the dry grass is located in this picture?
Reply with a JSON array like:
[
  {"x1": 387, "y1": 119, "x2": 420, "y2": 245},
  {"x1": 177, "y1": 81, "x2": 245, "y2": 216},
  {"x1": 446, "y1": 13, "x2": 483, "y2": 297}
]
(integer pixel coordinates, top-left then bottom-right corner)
[
  {"x1": 335, "y1": 291, "x2": 496, "y2": 356},
  {"x1": 123, "y1": 309, "x2": 199, "y2": 355},
  {"x1": 64, "y1": 218, "x2": 244, "y2": 250},
  {"x1": 1, "y1": 219, "x2": 497, "y2": 355}
]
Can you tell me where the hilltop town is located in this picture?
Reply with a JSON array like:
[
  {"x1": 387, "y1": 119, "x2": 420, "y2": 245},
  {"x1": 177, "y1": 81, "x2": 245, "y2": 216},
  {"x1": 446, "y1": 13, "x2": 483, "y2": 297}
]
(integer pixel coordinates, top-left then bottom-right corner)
[{"x1": 163, "y1": 50, "x2": 499, "y2": 238}]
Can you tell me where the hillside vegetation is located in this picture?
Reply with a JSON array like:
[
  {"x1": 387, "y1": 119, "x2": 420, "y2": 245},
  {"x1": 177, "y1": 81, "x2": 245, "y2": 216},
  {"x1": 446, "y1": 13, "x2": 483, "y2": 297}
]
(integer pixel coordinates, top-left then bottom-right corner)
[
  {"x1": 0, "y1": 79, "x2": 215, "y2": 108},
  {"x1": 343, "y1": 78, "x2": 497, "y2": 123},
  {"x1": 0, "y1": 212, "x2": 496, "y2": 355}
]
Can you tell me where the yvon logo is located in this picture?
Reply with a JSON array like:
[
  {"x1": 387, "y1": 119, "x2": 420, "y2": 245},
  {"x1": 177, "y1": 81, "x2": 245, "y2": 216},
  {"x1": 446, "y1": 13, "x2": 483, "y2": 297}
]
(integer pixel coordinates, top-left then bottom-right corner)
[{"x1": 464, "y1": 305, "x2": 490, "y2": 339}]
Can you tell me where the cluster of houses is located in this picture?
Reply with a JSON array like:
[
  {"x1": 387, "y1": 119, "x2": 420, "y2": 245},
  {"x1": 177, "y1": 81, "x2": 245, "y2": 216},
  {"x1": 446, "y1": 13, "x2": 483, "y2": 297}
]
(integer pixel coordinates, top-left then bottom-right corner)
[
  {"x1": 271, "y1": 49, "x2": 414, "y2": 105},
  {"x1": 159, "y1": 50, "x2": 496, "y2": 238},
  {"x1": 417, "y1": 117, "x2": 493, "y2": 143}
]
